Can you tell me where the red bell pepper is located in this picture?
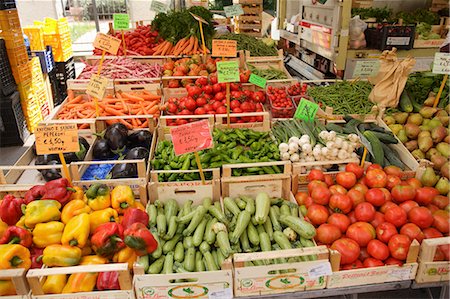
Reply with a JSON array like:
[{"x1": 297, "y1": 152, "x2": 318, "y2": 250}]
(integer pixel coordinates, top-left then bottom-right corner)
[
  {"x1": 30, "y1": 247, "x2": 44, "y2": 269},
  {"x1": 24, "y1": 185, "x2": 47, "y2": 204},
  {"x1": 96, "y1": 271, "x2": 120, "y2": 290},
  {"x1": 0, "y1": 195, "x2": 24, "y2": 225},
  {"x1": 0, "y1": 226, "x2": 32, "y2": 247},
  {"x1": 121, "y1": 208, "x2": 149, "y2": 230},
  {"x1": 124, "y1": 223, "x2": 157, "y2": 256},
  {"x1": 91, "y1": 222, "x2": 125, "y2": 258},
  {"x1": 43, "y1": 178, "x2": 76, "y2": 206}
]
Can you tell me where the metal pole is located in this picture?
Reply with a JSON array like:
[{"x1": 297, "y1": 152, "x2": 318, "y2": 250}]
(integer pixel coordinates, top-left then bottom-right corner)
[{"x1": 92, "y1": 0, "x2": 100, "y2": 32}]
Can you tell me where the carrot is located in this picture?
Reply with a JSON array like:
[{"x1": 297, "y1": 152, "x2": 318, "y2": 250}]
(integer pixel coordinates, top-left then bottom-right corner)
[
  {"x1": 139, "y1": 120, "x2": 149, "y2": 128},
  {"x1": 79, "y1": 123, "x2": 90, "y2": 129},
  {"x1": 131, "y1": 118, "x2": 138, "y2": 128},
  {"x1": 68, "y1": 95, "x2": 83, "y2": 104},
  {"x1": 183, "y1": 36, "x2": 195, "y2": 54},
  {"x1": 192, "y1": 38, "x2": 199, "y2": 54},
  {"x1": 67, "y1": 89, "x2": 75, "y2": 101},
  {"x1": 161, "y1": 42, "x2": 172, "y2": 56},
  {"x1": 119, "y1": 119, "x2": 133, "y2": 129},
  {"x1": 120, "y1": 92, "x2": 145, "y2": 102},
  {"x1": 147, "y1": 105, "x2": 160, "y2": 115}
]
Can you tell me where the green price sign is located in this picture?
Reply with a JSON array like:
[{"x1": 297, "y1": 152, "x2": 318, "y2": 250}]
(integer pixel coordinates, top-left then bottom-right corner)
[
  {"x1": 217, "y1": 61, "x2": 240, "y2": 83},
  {"x1": 294, "y1": 98, "x2": 319, "y2": 121},
  {"x1": 113, "y1": 14, "x2": 129, "y2": 30},
  {"x1": 224, "y1": 4, "x2": 244, "y2": 18},
  {"x1": 249, "y1": 73, "x2": 266, "y2": 88},
  {"x1": 151, "y1": 0, "x2": 168, "y2": 13}
]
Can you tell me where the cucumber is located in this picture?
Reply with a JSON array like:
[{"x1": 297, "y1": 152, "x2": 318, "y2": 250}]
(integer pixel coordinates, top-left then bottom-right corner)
[
  {"x1": 363, "y1": 130, "x2": 384, "y2": 166},
  {"x1": 325, "y1": 123, "x2": 344, "y2": 133},
  {"x1": 399, "y1": 91, "x2": 413, "y2": 113},
  {"x1": 369, "y1": 131, "x2": 398, "y2": 144},
  {"x1": 381, "y1": 143, "x2": 405, "y2": 170}
]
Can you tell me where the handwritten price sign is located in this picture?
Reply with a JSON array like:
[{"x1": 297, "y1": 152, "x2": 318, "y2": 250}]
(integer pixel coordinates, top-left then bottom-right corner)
[
  {"x1": 223, "y1": 4, "x2": 244, "y2": 18},
  {"x1": 353, "y1": 60, "x2": 380, "y2": 78},
  {"x1": 432, "y1": 53, "x2": 450, "y2": 75},
  {"x1": 212, "y1": 40, "x2": 237, "y2": 57},
  {"x1": 151, "y1": 0, "x2": 168, "y2": 13},
  {"x1": 35, "y1": 124, "x2": 80, "y2": 155},
  {"x1": 86, "y1": 74, "x2": 109, "y2": 99},
  {"x1": 170, "y1": 120, "x2": 213, "y2": 156},
  {"x1": 113, "y1": 13, "x2": 129, "y2": 30},
  {"x1": 93, "y1": 33, "x2": 122, "y2": 55},
  {"x1": 294, "y1": 98, "x2": 319, "y2": 121},
  {"x1": 217, "y1": 61, "x2": 240, "y2": 83}
]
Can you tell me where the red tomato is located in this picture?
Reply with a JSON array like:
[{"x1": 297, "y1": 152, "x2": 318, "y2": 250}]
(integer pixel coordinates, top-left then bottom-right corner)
[
  {"x1": 385, "y1": 257, "x2": 403, "y2": 266},
  {"x1": 341, "y1": 260, "x2": 364, "y2": 270},
  {"x1": 216, "y1": 106, "x2": 227, "y2": 114},
  {"x1": 367, "y1": 164, "x2": 383, "y2": 171},
  {"x1": 184, "y1": 98, "x2": 197, "y2": 111},
  {"x1": 434, "y1": 246, "x2": 446, "y2": 261},
  {"x1": 212, "y1": 83, "x2": 222, "y2": 93},
  {"x1": 406, "y1": 178, "x2": 422, "y2": 189},
  {"x1": 347, "y1": 189, "x2": 364, "y2": 208},
  {"x1": 363, "y1": 257, "x2": 385, "y2": 267},
  {"x1": 240, "y1": 101, "x2": 253, "y2": 112},
  {"x1": 415, "y1": 187, "x2": 440, "y2": 206},
  {"x1": 214, "y1": 92, "x2": 225, "y2": 101},
  {"x1": 327, "y1": 213, "x2": 351, "y2": 233},
  {"x1": 167, "y1": 102, "x2": 178, "y2": 114},
  {"x1": 367, "y1": 239, "x2": 390, "y2": 260},
  {"x1": 427, "y1": 204, "x2": 440, "y2": 214},
  {"x1": 316, "y1": 223, "x2": 342, "y2": 245},
  {"x1": 400, "y1": 223, "x2": 425, "y2": 243},
  {"x1": 329, "y1": 185, "x2": 348, "y2": 195},
  {"x1": 311, "y1": 186, "x2": 331, "y2": 206},
  {"x1": 376, "y1": 222, "x2": 398, "y2": 244},
  {"x1": 202, "y1": 85, "x2": 213, "y2": 95},
  {"x1": 194, "y1": 107, "x2": 206, "y2": 115},
  {"x1": 303, "y1": 196, "x2": 314, "y2": 208},
  {"x1": 329, "y1": 194, "x2": 353, "y2": 214},
  {"x1": 324, "y1": 174, "x2": 334, "y2": 187},
  {"x1": 432, "y1": 210, "x2": 450, "y2": 234},
  {"x1": 365, "y1": 188, "x2": 386, "y2": 207},
  {"x1": 388, "y1": 234, "x2": 411, "y2": 260},
  {"x1": 359, "y1": 247, "x2": 370, "y2": 261},
  {"x1": 352, "y1": 184, "x2": 369, "y2": 195},
  {"x1": 380, "y1": 188, "x2": 392, "y2": 202},
  {"x1": 432, "y1": 195, "x2": 449, "y2": 209},
  {"x1": 346, "y1": 163, "x2": 364, "y2": 179},
  {"x1": 354, "y1": 202, "x2": 376, "y2": 222},
  {"x1": 307, "y1": 169, "x2": 325, "y2": 182},
  {"x1": 391, "y1": 184, "x2": 416, "y2": 203},
  {"x1": 365, "y1": 169, "x2": 387, "y2": 188},
  {"x1": 308, "y1": 180, "x2": 328, "y2": 194},
  {"x1": 331, "y1": 238, "x2": 361, "y2": 265},
  {"x1": 386, "y1": 175, "x2": 402, "y2": 190},
  {"x1": 307, "y1": 204, "x2": 329, "y2": 226},
  {"x1": 385, "y1": 206, "x2": 407, "y2": 227},
  {"x1": 408, "y1": 207, "x2": 434, "y2": 229},
  {"x1": 187, "y1": 86, "x2": 202, "y2": 98},
  {"x1": 399, "y1": 200, "x2": 419, "y2": 214},
  {"x1": 384, "y1": 165, "x2": 403, "y2": 178},
  {"x1": 336, "y1": 172, "x2": 357, "y2": 189},
  {"x1": 346, "y1": 222, "x2": 376, "y2": 247},
  {"x1": 423, "y1": 227, "x2": 444, "y2": 239},
  {"x1": 370, "y1": 212, "x2": 385, "y2": 229},
  {"x1": 380, "y1": 201, "x2": 398, "y2": 214},
  {"x1": 348, "y1": 211, "x2": 357, "y2": 223},
  {"x1": 438, "y1": 244, "x2": 450, "y2": 261},
  {"x1": 230, "y1": 100, "x2": 241, "y2": 110},
  {"x1": 294, "y1": 192, "x2": 309, "y2": 206}
]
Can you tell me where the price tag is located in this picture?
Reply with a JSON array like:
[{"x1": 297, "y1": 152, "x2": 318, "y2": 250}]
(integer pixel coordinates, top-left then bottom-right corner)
[
  {"x1": 35, "y1": 124, "x2": 80, "y2": 155},
  {"x1": 388, "y1": 268, "x2": 411, "y2": 280},
  {"x1": 249, "y1": 73, "x2": 266, "y2": 88},
  {"x1": 113, "y1": 13, "x2": 129, "y2": 30},
  {"x1": 217, "y1": 61, "x2": 240, "y2": 83},
  {"x1": 294, "y1": 98, "x2": 319, "y2": 121},
  {"x1": 170, "y1": 120, "x2": 213, "y2": 156},
  {"x1": 86, "y1": 74, "x2": 109, "y2": 99},
  {"x1": 93, "y1": 33, "x2": 122, "y2": 55},
  {"x1": 212, "y1": 40, "x2": 237, "y2": 57},
  {"x1": 353, "y1": 60, "x2": 380, "y2": 78},
  {"x1": 308, "y1": 262, "x2": 332, "y2": 279},
  {"x1": 208, "y1": 288, "x2": 233, "y2": 299},
  {"x1": 190, "y1": 12, "x2": 208, "y2": 25},
  {"x1": 223, "y1": 4, "x2": 244, "y2": 18},
  {"x1": 432, "y1": 52, "x2": 450, "y2": 74},
  {"x1": 151, "y1": 0, "x2": 168, "y2": 13}
]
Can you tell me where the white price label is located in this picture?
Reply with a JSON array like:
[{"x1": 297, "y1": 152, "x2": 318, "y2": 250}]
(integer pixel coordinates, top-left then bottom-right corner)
[
  {"x1": 389, "y1": 268, "x2": 411, "y2": 280},
  {"x1": 353, "y1": 60, "x2": 381, "y2": 78},
  {"x1": 308, "y1": 262, "x2": 332, "y2": 279},
  {"x1": 432, "y1": 52, "x2": 450, "y2": 75},
  {"x1": 151, "y1": 0, "x2": 168, "y2": 13},
  {"x1": 386, "y1": 36, "x2": 410, "y2": 46},
  {"x1": 208, "y1": 288, "x2": 232, "y2": 299},
  {"x1": 86, "y1": 74, "x2": 109, "y2": 99}
]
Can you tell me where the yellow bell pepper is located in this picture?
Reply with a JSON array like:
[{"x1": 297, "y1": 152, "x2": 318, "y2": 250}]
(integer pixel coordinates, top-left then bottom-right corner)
[
  {"x1": 24, "y1": 200, "x2": 61, "y2": 228},
  {"x1": 80, "y1": 255, "x2": 108, "y2": 265},
  {"x1": 62, "y1": 273, "x2": 97, "y2": 294},
  {"x1": 0, "y1": 244, "x2": 31, "y2": 270},
  {"x1": 0, "y1": 219, "x2": 8, "y2": 239},
  {"x1": 32, "y1": 221, "x2": 64, "y2": 248},
  {"x1": 113, "y1": 246, "x2": 137, "y2": 269},
  {"x1": 70, "y1": 186, "x2": 84, "y2": 201},
  {"x1": 15, "y1": 216, "x2": 27, "y2": 230},
  {"x1": 85, "y1": 183, "x2": 111, "y2": 211},
  {"x1": 0, "y1": 280, "x2": 15, "y2": 296},
  {"x1": 42, "y1": 275, "x2": 67, "y2": 294},
  {"x1": 61, "y1": 213, "x2": 90, "y2": 248},
  {"x1": 61, "y1": 200, "x2": 91, "y2": 224},
  {"x1": 89, "y1": 208, "x2": 119, "y2": 232},
  {"x1": 134, "y1": 201, "x2": 145, "y2": 211},
  {"x1": 111, "y1": 185, "x2": 135, "y2": 214},
  {"x1": 42, "y1": 245, "x2": 82, "y2": 267}
]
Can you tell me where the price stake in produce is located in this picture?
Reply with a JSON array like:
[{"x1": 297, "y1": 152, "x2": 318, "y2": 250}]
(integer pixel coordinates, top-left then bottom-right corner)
[
  {"x1": 190, "y1": 12, "x2": 209, "y2": 58},
  {"x1": 223, "y1": 4, "x2": 244, "y2": 18},
  {"x1": 217, "y1": 60, "x2": 240, "y2": 127},
  {"x1": 212, "y1": 39, "x2": 237, "y2": 57},
  {"x1": 294, "y1": 98, "x2": 319, "y2": 121},
  {"x1": 170, "y1": 120, "x2": 213, "y2": 184},
  {"x1": 249, "y1": 73, "x2": 267, "y2": 88},
  {"x1": 86, "y1": 74, "x2": 109, "y2": 110},
  {"x1": 113, "y1": 13, "x2": 129, "y2": 56},
  {"x1": 432, "y1": 52, "x2": 450, "y2": 108},
  {"x1": 35, "y1": 124, "x2": 80, "y2": 182}
]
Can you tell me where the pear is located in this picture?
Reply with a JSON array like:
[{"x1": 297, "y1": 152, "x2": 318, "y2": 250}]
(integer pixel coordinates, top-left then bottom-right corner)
[
  {"x1": 431, "y1": 154, "x2": 447, "y2": 171},
  {"x1": 393, "y1": 112, "x2": 409, "y2": 124},
  {"x1": 419, "y1": 125, "x2": 432, "y2": 132},
  {"x1": 426, "y1": 148, "x2": 439, "y2": 160},
  {"x1": 418, "y1": 131, "x2": 431, "y2": 138},
  {"x1": 436, "y1": 143, "x2": 450, "y2": 158},
  {"x1": 436, "y1": 110, "x2": 448, "y2": 118},
  {"x1": 445, "y1": 135, "x2": 450, "y2": 144},
  {"x1": 428, "y1": 118, "x2": 442, "y2": 129},
  {"x1": 412, "y1": 149, "x2": 425, "y2": 160},
  {"x1": 423, "y1": 119, "x2": 431, "y2": 126},
  {"x1": 405, "y1": 123, "x2": 421, "y2": 139},
  {"x1": 441, "y1": 162, "x2": 449, "y2": 179},
  {"x1": 431, "y1": 126, "x2": 447, "y2": 144},
  {"x1": 445, "y1": 104, "x2": 450, "y2": 114},
  {"x1": 424, "y1": 95, "x2": 436, "y2": 107},
  {"x1": 407, "y1": 113, "x2": 423, "y2": 125},
  {"x1": 436, "y1": 116, "x2": 449, "y2": 127},
  {"x1": 435, "y1": 177, "x2": 449, "y2": 195},
  {"x1": 421, "y1": 167, "x2": 439, "y2": 187},
  {"x1": 419, "y1": 107, "x2": 438, "y2": 119},
  {"x1": 389, "y1": 124, "x2": 403, "y2": 135},
  {"x1": 384, "y1": 115, "x2": 396, "y2": 125},
  {"x1": 405, "y1": 140, "x2": 418, "y2": 152},
  {"x1": 397, "y1": 129, "x2": 408, "y2": 143},
  {"x1": 418, "y1": 136, "x2": 433, "y2": 153}
]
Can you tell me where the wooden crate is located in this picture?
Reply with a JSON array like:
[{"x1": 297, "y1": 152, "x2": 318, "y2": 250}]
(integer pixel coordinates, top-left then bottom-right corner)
[
  {"x1": 352, "y1": 0, "x2": 373, "y2": 8},
  {"x1": 245, "y1": 49, "x2": 284, "y2": 62},
  {"x1": 327, "y1": 240, "x2": 420, "y2": 288},
  {"x1": 246, "y1": 59, "x2": 293, "y2": 82},
  {"x1": 236, "y1": 23, "x2": 262, "y2": 30},
  {"x1": 431, "y1": 0, "x2": 449, "y2": 12},
  {"x1": 26, "y1": 263, "x2": 134, "y2": 299},
  {"x1": 236, "y1": 15, "x2": 261, "y2": 22},
  {"x1": 233, "y1": 0, "x2": 263, "y2": 4},
  {"x1": 0, "y1": 269, "x2": 30, "y2": 299},
  {"x1": 416, "y1": 237, "x2": 450, "y2": 283},
  {"x1": 241, "y1": 6, "x2": 263, "y2": 15}
]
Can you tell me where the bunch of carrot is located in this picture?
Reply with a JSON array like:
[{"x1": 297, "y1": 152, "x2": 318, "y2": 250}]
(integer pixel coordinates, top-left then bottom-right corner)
[
  {"x1": 57, "y1": 90, "x2": 161, "y2": 129},
  {"x1": 152, "y1": 36, "x2": 210, "y2": 56}
]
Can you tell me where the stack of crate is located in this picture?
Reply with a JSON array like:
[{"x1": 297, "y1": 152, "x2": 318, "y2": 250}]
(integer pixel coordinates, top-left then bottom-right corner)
[
  {"x1": 430, "y1": 0, "x2": 449, "y2": 12},
  {"x1": 234, "y1": 0, "x2": 263, "y2": 37},
  {"x1": 43, "y1": 17, "x2": 73, "y2": 62},
  {"x1": 30, "y1": 57, "x2": 50, "y2": 119}
]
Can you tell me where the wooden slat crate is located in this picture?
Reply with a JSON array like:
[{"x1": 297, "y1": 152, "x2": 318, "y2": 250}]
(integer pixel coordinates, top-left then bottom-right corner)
[
  {"x1": 431, "y1": 0, "x2": 449, "y2": 12},
  {"x1": 416, "y1": 237, "x2": 450, "y2": 283},
  {"x1": 352, "y1": 0, "x2": 373, "y2": 8},
  {"x1": 27, "y1": 263, "x2": 134, "y2": 299},
  {"x1": 236, "y1": 23, "x2": 262, "y2": 30},
  {"x1": 233, "y1": 0, "x2": 263, "y2": 4},
  {"x1": 0, "y1": 269, "x2": 30, "y2": 299},
  {"x1": 246, "y1": 59, "x2": 293, "y2": 82},
  {"x1": 241, "y1": 6, "x2": 263, "y2": 15},
  {"x1": 327, "y1": 240, "x2": 420, "y2": 288},
  {"x1": 245, "y1": 49, "x2": 284, "y2": 62},
  {"x1": 236, "y1": 15, "x2": 261, "y2": 22}
]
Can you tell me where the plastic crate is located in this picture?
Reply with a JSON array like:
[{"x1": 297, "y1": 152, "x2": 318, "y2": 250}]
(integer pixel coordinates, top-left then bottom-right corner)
[
  {"x1": 6, "y1": 45, "x2": 28, "y2": 67},
  {"x1": 0, "y1": 8, "x2": 20, "y2": 31},
  {"x1": 0, "y1": 39, "x2": 16, "y2": 96},
  {"x1": 1, "y1": 31, "x2": 24, "y2": 49},
  {"x1": 0, "y1": 0, "x2": 16, "y2": 10},
  {"x1": 365, "y1": 25, "x2": 415, "y2": 50},
  {"x1": 269, "y1": 96, "x2": 296, "y2": 118},
  {"x1": 47, "y1": 69, "x2": 64, "y2": 105},
  {"x1": 23, "y1": 26, "x2": 45, "y2": 51},
  {"x1": 55, "y1": 56, "x2": 75, "y2": 85},
  {"x1": 11, "y1": 62, "x2": 32, "y2": 84},
  {"x1": 0, "y1": 91, "x2": 29, "y2": 146},
  {"x1": 30, "y1": 45, "x2": 54, "y2": 73}
]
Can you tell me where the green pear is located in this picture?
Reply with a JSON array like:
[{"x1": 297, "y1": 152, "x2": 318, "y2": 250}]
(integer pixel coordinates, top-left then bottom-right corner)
[
  {"x1": 436, "y1": 143, "x2": 450, "y2": 158},
  {"x1": 397, "y1": 129, "x2": 408, "y2": 143},
  {"x1": 393, "y1": 112, "x2": 409, "y2": 124},
  {"x1": 419, "y1": 107, "x2": 438, "y2": 119},
  {"x1": 412, "y1": 149, "x2": 425, "y2": 160},
  {"x1": 384, "y1": 115, "x2": 396, "y2": 125},
  {"x1": 389, "y1": 124, "x2": 403, "y2": 135},
  {"x1": 421, "y1": 167, "x2": 439, "y2": 187},
  {"x1": 407, "y1": 113, "x2": 423, "y2": 125},
  {"x1": 435, "y1": 177, "x2": 449, "y2": 195},
  {"x1": 428, "y1": 118, "x2": 442, "y2": 129}
]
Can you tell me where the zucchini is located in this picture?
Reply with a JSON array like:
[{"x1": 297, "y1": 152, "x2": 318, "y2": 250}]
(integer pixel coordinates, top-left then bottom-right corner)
[
  {"x1": 230, "y1": 211, "x2": 251, "y2": 244},
  {"x1": 399, "y1": 91, "x2": 413, "y2": 113},
  {"x1": 234, "y1": 197, "x2": 247, "y2": 210},
  {"x1": 195, "y1": 252, "x2": 205, "y2": 272},
  {"x1": 163, "y1": 216, "x2": 178, "y2": 240},
  {"x1": 162, "y1": 252, "x2": 174, "y2": 274},
  {"x1": 174, "y1": 242, "x2": 184, "y2": 263},
  {"x1": 369, "y1": 131, "x2": 398, "y2": 144},
  {"x1": 193, "y1": 217, "x2": 208, "y2": 247},
  {"x1": 259, "y1": 232, "x2": 271, "y2": 252},
  {"x1": 156, "y1": 214, "x2": 167, "y2": 237},
  {"x1": 269, "y1": 206, "x2": 282, "y2": 231},
  {"x1": 163, "y1": 234, "x2": 181, "y2": 254},
  {"x1": 409, "y1": 95, "x2": 422, "y2": 112},
  {"x1": 183, "y1": 248, "x2": 195, "y2": 272},
  {"x1": 279, "y1": 215, "x2": 316, "y2": 239},
  {"x1": 254, "y1": 192, "x2": 270, "y2": 224},
  {"x1": 247, "y1": 222, "x2": 260, "y2": 246},
  {"x1": 164, "y1": 199, "x2": 179, "y2": 220},
  {"x1": 204, "y1": 217, "x2": 217, "y2": 245},
  {"x1": 274, "y1": 231, "x2": 292, "y2": 250},
  {"x1": 147, "y1": 204, "x2": 157, "y2": 228},
  {"x1": 363, "y1": 130, "x2": 384, "y2": 166},
  {"x1": 148, "y1": 256, "x2": 165, "y2": 274}
]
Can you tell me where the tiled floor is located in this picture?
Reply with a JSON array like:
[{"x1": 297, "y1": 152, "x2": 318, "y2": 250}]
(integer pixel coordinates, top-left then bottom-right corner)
[{"x1": 0, "y1": 145, "x2": 28, "y2": 165}]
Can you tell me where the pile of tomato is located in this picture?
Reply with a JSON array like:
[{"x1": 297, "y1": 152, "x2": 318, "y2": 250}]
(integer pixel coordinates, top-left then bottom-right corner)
[
  {"x1": 267, "y1": 86, "x2": 296, "y2": 118},
  {"x1": 162, "y1": 77, "x2": 266, "y2": 126},
  {"x1": 295, "y1": 164, "x2": 449, "y2": 269}
]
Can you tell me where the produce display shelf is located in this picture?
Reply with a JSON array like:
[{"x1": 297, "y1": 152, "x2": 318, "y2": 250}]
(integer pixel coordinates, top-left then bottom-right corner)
[{"x1": 0, "y1": 268, "x2": 30, "y2": 299}]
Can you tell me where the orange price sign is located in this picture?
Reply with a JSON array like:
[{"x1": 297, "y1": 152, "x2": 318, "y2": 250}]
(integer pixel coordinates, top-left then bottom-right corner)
[
  {"x1": 93, "y1": 33, "x2": 122, "y2": 55},
  {"x1": 170, "y1": 120, "x2": 213, "y2": 156},
  {"x1": 212, "y1": 40, "x2": 237, "y2": 57},
  {"x1": 35, "y1": 124, "x2": 80, "y2": 155}
]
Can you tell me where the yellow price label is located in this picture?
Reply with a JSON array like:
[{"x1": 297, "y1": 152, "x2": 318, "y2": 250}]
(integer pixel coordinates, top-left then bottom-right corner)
[{"x1": 35, "y1": 124, "x2": 80, "y2": 155}]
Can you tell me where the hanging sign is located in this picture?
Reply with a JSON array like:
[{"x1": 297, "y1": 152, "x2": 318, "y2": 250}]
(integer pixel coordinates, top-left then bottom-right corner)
[
  {"x1": 217, "y1": 61, "x2": 240, "y2": 83},
  {"x1": 170, "y1": 120, "x2": 213, "y2": 156},
  {"x1": 432, "y1": 52, "x2": 450, "y2": 74},
  {"x1": 249, "y1": 73, "x2": 267, "y2": 88},
  {"x1": 35, "y1": 124, "x2": 80, "y2": 155},
  {"x1": 353, "y1": 60, "x2": 380, "y2": 78},
  {"x1": 151, "y1": 1, "x2": 168, "y2": 13},
  {"x1": 212, "y1": 39, "x2": 237, "y2": 57},
  {"x1": 113, "y1": 14, "x2": 129, "y2": 30},
  {"x1": 86, "y1": 74, "x2": 109, "y2": 100},
  {"x1": 93, "y1": 33, "x2": 121, "y2": 55},
  {"x1": 223, "y1": 4, "x2": 244, "y2": 18}
]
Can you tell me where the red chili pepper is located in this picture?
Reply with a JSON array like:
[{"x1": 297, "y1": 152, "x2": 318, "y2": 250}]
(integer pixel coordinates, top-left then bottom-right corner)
[
  {"x1": 96, "y1": 271, "x2": 120, "y2": 290},
  {"x1": 121, "y1": 208, "x2": 149, "y2": 230},
  {"x1": 24, "y1": 185, "x2": 47, "y2": 204},
  {"x1": 124, "y1": 223, "x2": 157, "y2": 256},
  {"x1": 0, "y1": 195, "x2": 24, "y2": 225},
  {"x1": 30, "y1": 247, "x2": 44, "y2": 269},
  {"x1": 0, "y1": 226, "x2": 32, "y2": 247},
  {"x1": 91, "y1": 222, "x2": 125, "y2": 258},
  {"x1": 43, "y1": 178, "x2": 75, "y2": 206}
]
